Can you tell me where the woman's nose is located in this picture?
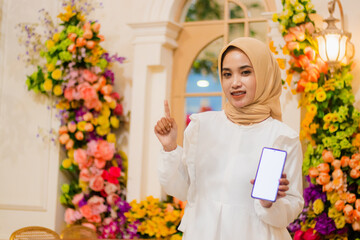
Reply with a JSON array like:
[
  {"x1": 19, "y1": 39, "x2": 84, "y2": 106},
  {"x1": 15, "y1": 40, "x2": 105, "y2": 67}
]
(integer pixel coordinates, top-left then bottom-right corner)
[{"x1": 231, "y1": 76, "x2": 242, "y2": 88}]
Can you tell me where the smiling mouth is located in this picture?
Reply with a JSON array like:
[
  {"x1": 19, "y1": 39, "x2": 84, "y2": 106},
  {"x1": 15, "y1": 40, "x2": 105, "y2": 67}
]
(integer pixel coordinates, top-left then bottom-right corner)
[{"x1": 231, "y1": 91, "x2": 246, "y2": 96}]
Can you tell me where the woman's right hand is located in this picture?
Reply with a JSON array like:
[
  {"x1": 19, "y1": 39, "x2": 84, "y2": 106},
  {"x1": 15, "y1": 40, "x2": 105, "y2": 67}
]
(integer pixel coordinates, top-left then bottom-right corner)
[{"x1": 154, "y1": 100, "x2": 178, "y2": 152}]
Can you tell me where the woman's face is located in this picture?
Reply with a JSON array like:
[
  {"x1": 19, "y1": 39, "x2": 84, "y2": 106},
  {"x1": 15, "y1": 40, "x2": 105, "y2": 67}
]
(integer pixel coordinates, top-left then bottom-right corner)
[{"x1": 221, "y1": 48, "x2": 256, "y2": 109}]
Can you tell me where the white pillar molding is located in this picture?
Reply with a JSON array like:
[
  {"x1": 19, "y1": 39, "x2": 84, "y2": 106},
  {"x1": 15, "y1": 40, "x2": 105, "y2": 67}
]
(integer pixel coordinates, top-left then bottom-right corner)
[{"x1": 127, "y1": 21, "x2": 182, "y2": 201}]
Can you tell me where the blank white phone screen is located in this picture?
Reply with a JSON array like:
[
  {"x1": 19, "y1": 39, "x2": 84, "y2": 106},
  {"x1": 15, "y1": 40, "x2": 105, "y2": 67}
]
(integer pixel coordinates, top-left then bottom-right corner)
[{"x1": 251, "y1": 147, "x2": 287, "y2": 202}]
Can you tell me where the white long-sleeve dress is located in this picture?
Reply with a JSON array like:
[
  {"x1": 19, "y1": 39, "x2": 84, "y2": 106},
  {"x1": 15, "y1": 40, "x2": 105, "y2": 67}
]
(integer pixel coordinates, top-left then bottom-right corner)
[{"x1": 158, "y1": 111, "x2": 304, "y2": 240}]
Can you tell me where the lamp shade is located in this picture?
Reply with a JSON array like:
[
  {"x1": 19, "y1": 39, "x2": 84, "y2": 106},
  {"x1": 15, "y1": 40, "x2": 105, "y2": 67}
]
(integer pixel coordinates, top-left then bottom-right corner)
[{"x1": 316, "y1": 33, "x2": 348, "y2": 63}]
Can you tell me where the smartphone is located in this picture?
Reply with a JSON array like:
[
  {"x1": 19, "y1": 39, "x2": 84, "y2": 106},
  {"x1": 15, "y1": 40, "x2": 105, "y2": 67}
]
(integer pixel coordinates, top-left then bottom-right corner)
[{"x1": 251, "y1": 147, "x2": 287, "y2": 202}]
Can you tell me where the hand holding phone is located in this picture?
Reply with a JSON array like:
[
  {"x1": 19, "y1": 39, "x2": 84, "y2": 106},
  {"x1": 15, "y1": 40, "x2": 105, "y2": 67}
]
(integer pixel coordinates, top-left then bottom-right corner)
[{"x1": 251, "y1": 147, "x2": 287, "y2": 202}]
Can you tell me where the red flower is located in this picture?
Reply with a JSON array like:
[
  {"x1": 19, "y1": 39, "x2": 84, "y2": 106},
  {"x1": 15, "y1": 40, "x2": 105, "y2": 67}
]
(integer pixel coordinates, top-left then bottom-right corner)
[
  {"x1": 303, "y1": 228, "x2": 321, "y2": 240},
  {"x1": 114, "y1": 103, "x2": 123, "y2": 116}
]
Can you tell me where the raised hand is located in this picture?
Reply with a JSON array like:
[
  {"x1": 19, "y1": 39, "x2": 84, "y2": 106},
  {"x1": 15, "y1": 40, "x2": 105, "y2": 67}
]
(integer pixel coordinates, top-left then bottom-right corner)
[
  {"x1": 154, "y1": 100, "x2": 178, "y2": 152},
  {"x1": 250, "y1": 173, "x2": 289, "y2": 208}
]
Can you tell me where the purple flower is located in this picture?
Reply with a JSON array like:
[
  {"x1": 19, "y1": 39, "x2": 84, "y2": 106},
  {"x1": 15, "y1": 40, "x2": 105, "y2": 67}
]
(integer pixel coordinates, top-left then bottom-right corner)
[
  {"x1": 103, "y1": 69, "x2": 114, "y2": 84},
  {"x1": 287, "y1": 220, "x2": 301, "y2": 232},
  {"x1": 78, "y1": 198, "x2": 87, "y2": 208},
  {"x1": 314, "y1": 213, "x2": 336, "y2": 235},
  {"x1": 303, "y1": 176, "x2": 326, "y2": 206}
]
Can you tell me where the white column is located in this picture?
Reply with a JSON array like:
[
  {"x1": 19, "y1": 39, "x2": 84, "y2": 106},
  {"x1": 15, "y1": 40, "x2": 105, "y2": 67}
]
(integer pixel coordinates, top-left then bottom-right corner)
[{"x1": 127, "y1": 21, "x2": 181, "y2": 201}]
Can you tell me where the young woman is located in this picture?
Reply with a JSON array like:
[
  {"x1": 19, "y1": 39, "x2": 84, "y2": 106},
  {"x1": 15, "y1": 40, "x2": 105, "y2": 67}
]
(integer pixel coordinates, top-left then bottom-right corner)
[{"x1": 154, "y1": 37, "x2": 304, "y2": 240}]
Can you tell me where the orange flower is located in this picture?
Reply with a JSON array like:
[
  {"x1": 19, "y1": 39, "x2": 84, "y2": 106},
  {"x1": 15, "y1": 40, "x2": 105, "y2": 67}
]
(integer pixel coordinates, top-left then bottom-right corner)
[
  {"x1": 86, "y1": 40, "x2": 96, "y2": 49},
  {"x1": 76, "y1": 37, "x2": 86, "y2": 47},
  {"x1": 67, "y1": 121, "x2": 77, "y2": 133},
  {"x1": 350, "y1": 169, "x2": 360, "y2": 179},
  {"x1": 349, "y1": 158, "x2": 359, "y2": 169},
  {"x1": 67, "y1": 43, "x2": 76, "y2": 53},
  {"x1": 341, "y1": 156, "x2": 350, "y2": 167},
  {"x1": 317, "y1": 163, "x2": 330, "y2": 173},
  {"x1": 83, "y1": 29, "x2": 93, "y2": 39},
  {"x1": 68, "y1": 33, "x2": 77, "y2": 42},
  {"x1": 331, "y1": 160, "x2": 341, "y2": 169},
  {"x1": 343, "y1": 204, "x2": 354, "y2": 217},
  {"x1": 316, "y1": 172, "x2": 330, "y2": 185},
  {"x1": 299, "y1": 55, "x2": 310, "y2": 68},
  {"x1": 284, "y1": 33, "x2": 296, "y2": 42},
  {"x1": 347, "y1": 193, "x2": 356, "y2": 204},
  {"x1": 65, "y1": 139, "x2": 74, "y2": 150},
  {"x1": 309, "y1": 167, "x2": 319, "y2": 178},
  {"x1": 335, "y1": 200, "x2": 345, "y2": 211},
  {"x1": 332, "y1": 169, "x2": 343, "y2": 179},
  {"x1": 304, "y1": 46, "x2": 316, "y2": 61},
  {"x1": 59, "y1": 125, "x2": 68, "y2": 135},
  {"x1": 287, "y1": 41, "x2": 300, "y2": 51},
  {"x1": 356, "y1": 199, "x2": 360, "y2": 211},
  {"x1": 59, "y1": 133, "x2": 70, "y2": 144},
  {"x1": 85, "y1": 123, "x2": 94, "y2": 132},
  {"x1": 322, "y1": 150, "x2": 334, "y2": 163},
  {"x1": 92, "y1": 22, "x2": 101, "y2": 33},
  {"x1": 322, "y1": 182, "x2": 334, "y2": 192},
  {"x1": 75, "y1": 131, "x2": 84, "y2": 141}
]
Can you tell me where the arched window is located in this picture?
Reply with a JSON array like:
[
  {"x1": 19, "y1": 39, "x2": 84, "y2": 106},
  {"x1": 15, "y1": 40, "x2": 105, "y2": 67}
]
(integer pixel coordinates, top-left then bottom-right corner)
[{"x1": 171, "y1": 0, "x2": 275, "y2": 144}]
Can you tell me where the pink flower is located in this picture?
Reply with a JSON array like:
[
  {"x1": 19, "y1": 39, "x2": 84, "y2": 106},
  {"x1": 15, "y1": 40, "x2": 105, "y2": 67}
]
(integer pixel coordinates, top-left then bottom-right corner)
[
  {"x1": 80, "y1": 205, "x2": 93, "y2": 219},
  {"x1": 88, "y1": 196, "x2": 107, "y2": 215},
  {"x1": 110, "y1": 92, "x2": 120, "y2": 100},
  {"x1": 113, "y1": 103, "x2": 123, "y2": 116},
  {"x1": 74, "y1": 149, "x2": 88, "y2": 165},
  {"x1": 83, "y1": 69, "x2": 98, "y2": 83},
  {"x1": 104, "y1": 182, "x2": 120, "y2": 195},
  {"x1": 284, "y1": 33, "x2": 296, "y2": 42},
  {"x1": 89, "y1": 175, "x2": 104, "y2": 192},
  {"x1": 82, "y1": 223, "x2": 96, "y2": 231},
  {"x1": 94, "y1": 158, "x2": 106, "y2": 169},
  {"x1": 109, "y1": 166, "x2": 121, "y2": 178},
  {"x1": 65, "y1": 208, "x2": 76, "y2": 224},
  {"x1": 103, "y1": 217, "x2": 113, "y2": 225},
  {"x1": 88, "y1": 214, "x2": 101, "y2": 223},
  {"x1": 80, "y1": 169, "x2": 91, "y2": 182},
  {"x1": 304, "y1": 22, "x2": 315, "y2": 34},
  {"x1": 106, "y1": 193, "x2": 119, "y2": 205},
  {"x1": 95, "y1": 140, "x2": 115, "y2": 161},
  {"x1": 64, "y1": 87, "x2": 75, "y2": 101},
  {"x1": 87, "y1": 140, "x2": 97, "y2": 156},
  {"x1": 289, "y1": 26, "x2": 305, "y2": 42},
  {"x1": 72, "y1": 193, "x2": 84, "y2": 205},
  {"x1": 87, "y1": 195, "x2": 105, "y2": 205},
  {"x1": 302, "y1": 228, "x2": 321, "y2": 240}
]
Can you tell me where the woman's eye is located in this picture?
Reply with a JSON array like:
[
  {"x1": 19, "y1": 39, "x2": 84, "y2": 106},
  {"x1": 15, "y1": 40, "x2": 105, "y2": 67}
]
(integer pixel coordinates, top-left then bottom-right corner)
[
  {"x1": 222, "y1": 72, "x2": 231, "y2": 78},
  {"x1": 242, "y1": 70, "x2": 251, "y2": 75}
]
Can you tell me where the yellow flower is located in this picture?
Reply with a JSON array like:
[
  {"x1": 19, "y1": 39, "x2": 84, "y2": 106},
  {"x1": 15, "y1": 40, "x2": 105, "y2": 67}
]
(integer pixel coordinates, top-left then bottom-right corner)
[
  {"x1": 101, "y1": 105, "x2": 111, "y2": 117},
  {"x1": 62, "y1": 158, "x2": 72, "y2": 168},
  {"x1": 329, "y1": 124, "x2": 338, "y2": 133},
  {"x1": 323, "y1": 122, "x2": 330, "y2": 130},
  {"x1": 78, "y1": 180, "x2": 88, "y2": 192},
  {"x1": 306, "y1": 104, "x2": 317, "y2": 115},
  {"x1": 293, "y1": 12, "x2": 306, "y2": 24},
  {"x1": 306, "y1": 2, "x2": 314, "y2": 11},
  {"x1": 56, "y1": 100, "x2": 70, "y2": 110},
  {"x1": 98, "y1": 115, "x2": 110, "y2": 126},
  {"x1": 309, "y1": 123, "x2": 319, "y2": 134},
  {"x1": 77, "y1": 13, "x2": 85, "y2": 22},
  {"x1": 77, "y1": 121, "x2": 87, "y2": 131},
  {"x1": 46, "y1": 40, "x2": 54, "y2": 50},
  {"x1": 51, "y1": 69, "x2": 62, "y2": 80},
  {"x1": 53, "y1": 85, "x2": 63, "y2": 96},
  {"x1": 272, "y1": 13, "x2": 278, "y2": 22},
  {"x1": 315, "y1": 89, "x2": 326, "y2": 102},
  {"x1": 310, "y1": 83, "x2": 318, "y2": 91},
  {"x1": 109, "y1": 100, "x2": 116, "y2": 109},
  {"x1": 295, "y1": 4, "x2": 304, "y2": 12},
  {"x1": 328, "y1": 207, "x2": 342, "y2": 219},
  {"x1": 323, "y1": 113, "x2": 333, "y2": 122},
  {"x1": 96, "y1": 125, "x2": 110, "y2": 136},
  {"x1": 57, "y1": 5, "x2": 76, "y2": 22},
  {"x1": 334, "y1": 216, "x2": 346, "y2": 229},
  {"x1": 43, "y1": 79, "x2": 53, "y2": 92},
  {"x1": 67, "y1": 149, "x2": 74, "y2": 158},
  {"x1": 276, "y1": 58, "x2": 286, "y2": 69},
  {"x1": 110, "y1": 116, "x2": 120, "y2": 128},
  {"x1": 46, "y1": 63, "x2": 55, "y2": 72},
  {"x1": 269, "y1": 41, "x2": 278, "y2": 54},
  {"x1": 313, "y1": 198, "x2": 324, "y2": 214},
  {"x1": 53, "y1": 33, "x2": 60, "y2": 42},
  {"x1": 106, "y1": 133, "x2": 116, "y2": 143},
  {"x1": 91, "y1": 118, "x2": 98, "y2": 126}
]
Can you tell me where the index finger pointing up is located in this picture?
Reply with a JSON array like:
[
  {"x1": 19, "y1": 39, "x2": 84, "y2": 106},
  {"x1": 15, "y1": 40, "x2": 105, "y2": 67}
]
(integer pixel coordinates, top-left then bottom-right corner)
[{"x1": 164, "y1": 100, "x2": 171, "y2": 118}]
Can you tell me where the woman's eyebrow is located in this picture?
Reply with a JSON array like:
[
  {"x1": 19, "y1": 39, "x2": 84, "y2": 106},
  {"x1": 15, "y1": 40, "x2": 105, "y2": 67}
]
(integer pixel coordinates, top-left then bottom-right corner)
[{"x1": 222, "y1": 65, "x2": 253, "y2": 71}]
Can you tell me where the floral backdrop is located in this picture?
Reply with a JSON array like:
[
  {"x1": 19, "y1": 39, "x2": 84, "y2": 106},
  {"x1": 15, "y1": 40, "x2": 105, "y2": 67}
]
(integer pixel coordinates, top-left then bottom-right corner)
[
  {"x1": 273, "y1": 0, "x2": 360, "y2": 239},
  {"x1": 18, "y1": 0, "x2": 184, "y2": 239}
]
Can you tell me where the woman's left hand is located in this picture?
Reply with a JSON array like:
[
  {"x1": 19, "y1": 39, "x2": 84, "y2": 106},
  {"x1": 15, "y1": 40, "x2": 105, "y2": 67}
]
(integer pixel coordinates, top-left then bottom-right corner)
[{"x1": 250, "y1": 173, "x2": 290, "y2": 208}]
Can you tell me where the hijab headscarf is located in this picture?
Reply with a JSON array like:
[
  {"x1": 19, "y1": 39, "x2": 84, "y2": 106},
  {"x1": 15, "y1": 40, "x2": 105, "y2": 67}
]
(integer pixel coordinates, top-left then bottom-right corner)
[{"x1": 218, "y1": 37, "x2": 282, "y2": 125}]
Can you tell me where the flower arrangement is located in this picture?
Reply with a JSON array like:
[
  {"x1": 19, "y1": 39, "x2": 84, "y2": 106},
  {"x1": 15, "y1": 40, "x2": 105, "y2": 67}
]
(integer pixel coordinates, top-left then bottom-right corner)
[
  {"x1": 274, "y1": 0, "x2": 360, "y2": 239},
  {"x1": 18, "y1": 0, "x2": 138, "y2": 238},
  {"x1": 125, "y1": 196, "x2": 185, "y2": 240}
]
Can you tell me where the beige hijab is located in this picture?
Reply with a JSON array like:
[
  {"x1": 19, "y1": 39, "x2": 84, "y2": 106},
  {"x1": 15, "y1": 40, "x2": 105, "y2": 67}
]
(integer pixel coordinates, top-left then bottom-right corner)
[{"x1": 218, "y1": 37, "x2": 282, "y2": 125}]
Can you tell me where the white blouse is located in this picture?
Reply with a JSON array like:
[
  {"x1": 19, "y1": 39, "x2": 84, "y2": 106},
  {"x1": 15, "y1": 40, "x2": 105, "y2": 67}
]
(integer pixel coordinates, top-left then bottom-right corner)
[{"x1": 158, "y1": 111, "x2": 304, "y2": 240}]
